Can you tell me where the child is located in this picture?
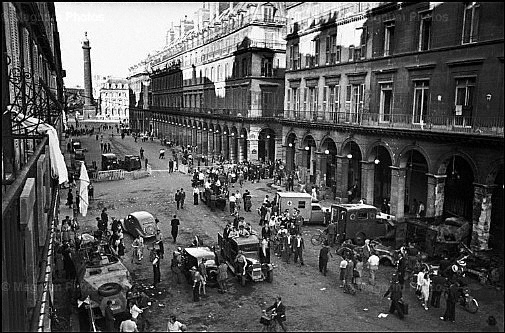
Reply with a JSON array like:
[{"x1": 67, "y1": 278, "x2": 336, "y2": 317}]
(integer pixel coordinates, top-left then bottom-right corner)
[{"x1": 340, "y1": 256, "x2": 348, "y2": 288}]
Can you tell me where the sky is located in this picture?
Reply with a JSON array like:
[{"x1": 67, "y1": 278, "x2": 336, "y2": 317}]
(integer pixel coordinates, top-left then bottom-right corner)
[{"x1": 55, "y1": 2, "x2": 202, "y2": 88}]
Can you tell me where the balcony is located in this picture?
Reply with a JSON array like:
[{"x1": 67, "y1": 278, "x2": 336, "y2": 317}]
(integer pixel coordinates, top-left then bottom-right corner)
[
  {"x1": 284, "y1": 110, "x2": 504, "y2": 136},
  {"x1": 146, "y1": 106, "x2": 284, "y2": 120}
]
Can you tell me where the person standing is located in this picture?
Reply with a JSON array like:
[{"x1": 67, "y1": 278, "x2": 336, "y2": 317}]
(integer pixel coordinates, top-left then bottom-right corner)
[
  {"x1": 171, "y1": 215, "x2": 180, "y2": 243},
  {"x1": 266, "y1": 296, "x2": 287, "y2": 332},
  {"x1": 100, "y1": 208, "x2": 109, "y2": 231},
  {"x1": 420, "y1": 271, "x2": 431, "y2": 310},
  {"x1": 318, "y1": 241, "x2": 333, "y2": 276},
  {"x1": 104, "y1": 300, "x2": 116, "y2": 332},
  {"x1": 397, "y1": 252, "x2": 408, "y2": 288},
  {"x1": 180, "y1": 188, "x2": 186, "y2": 209},
  {"x1": 167, "y1": 315, "x2": 187, "y2": 332},
  {"x1": 339, "y1": 256, "x2": 348, "y2": 288},
  {"x1": 355, "y1": 255, "x2": 364, "y2": 291},
  {"x1": 192, "y1": 267, "x2": 202, "y2": 302},
  {"x1": 293, "y1": 233, "x2": 305, "y2": 266},
  {"x1": 144, "y1": 157, "x2": 149, "y2": 170},
  {"x1": 217, "y1": 261, "x2": 228, "y2": 293},
  {"x1": 367, "y1": 252, "x2": 380, "y2": 286},
  {"x1": 440, "y1": 279, "x2": 458, "y2": 322},
  {"x1": 430, "y1": 272, "x2": 446, "y2": 308},
  {"x1": 155, "y1": 229, "x2": 164, "y2": 259},
  {"x1": 175, "y1": 190, "x2": 181, "y2": 210},
  {"x1": 198, "y1": 258, "x2": 208, "y2": 297},
  {"x1": 193, "y1": 186, "x2": 199, "y2": 205},
  {"x1": 326, "y1": 222, "x2": 336, "y2": 247},
  {"x1": 152, "y1": 249, "x2": 161, "y2": 287},
  {"x1": 88, "y1": 183, "x2": 94, "y2": 200},
  {"x1": 283, "y1": 234, "x2": 294, "y2": 264},
  {"x1": 66, "y1": 189, "x2": 73, "y2": 208},
  {"x1": 383, "y1": 274, "x2": 405, "y2": 319},
  {"x1": 129, "y1": 299, "x2": 143, "y2": 324},
  {"x1": 119, "y1": 313, "x2": 138, "y2": 332},
  {"x1": 229, "y1": 192, "x2": 236, "y2": 215},
  {"x1": 169, "y1": 159, "x2": 174, "y2": 173},
  {"x1": 140, "y1": 147, "x2": 144, "y2": 159}
]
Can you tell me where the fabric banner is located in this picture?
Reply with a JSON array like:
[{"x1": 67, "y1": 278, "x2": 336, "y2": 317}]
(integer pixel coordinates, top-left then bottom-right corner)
[{"x1": 79, "y1": 161, "x2": 90, "y2": 217}]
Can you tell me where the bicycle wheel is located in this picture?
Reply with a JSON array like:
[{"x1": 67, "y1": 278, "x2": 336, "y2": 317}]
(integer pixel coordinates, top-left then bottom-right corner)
[
  {"x1": 409, "y1": 275, "x2": 418, "y2": 289},
  {"x1": 311, "y1": 234, "x2": 323, "y2": 246}
]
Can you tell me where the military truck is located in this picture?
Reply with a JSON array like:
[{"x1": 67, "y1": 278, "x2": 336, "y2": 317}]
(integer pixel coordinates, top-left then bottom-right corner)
[
  {"x1": 217, "y1": 233, "x2": 274, "y2": 286},
  {"x1": 73, "y1": 234, "x2": 132, "y2": 321}
]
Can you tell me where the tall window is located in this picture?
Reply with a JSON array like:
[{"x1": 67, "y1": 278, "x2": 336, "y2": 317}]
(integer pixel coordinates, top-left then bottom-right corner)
[
  {"x1": 326, "y1": 35, "x2": 339, "y2": 65},
  {"x1": 462, "y1": 2, "x2": 480, "y2": 44},
  {"x1": 384, "y1": 21, "x2": 395, "y2": 56},
  {"x1": 313, "y1": 38, "x2": 320, "y2": 67},
  {"x1": 308, "y1": 87, "x2": 318, "y2": 120},
  {"x1": 287, "y1": 88, "x2": 291, "y2": 113},
  {"x1": 359, "y1": 26, "x2": 367, "y2": 59},
  {"x1": 294, "y1": 88, "x2": 300, "y2": 118},
  {"x1": 379, "y1": 83, "x2": 393, "y2": 122},
  {"x1": 324, "y1": 85, "x2": 340, "y2": 121},
  {"x1": 303, "y1": 87, "x2": 308, "y2": 113},
  {"x1": 263, "y1": 5, "x2": 274, "y2": 22},
  {"x1": 419, "y1": 12, "x2": 432, "y2": 51},
  {"x1": 454, "y1": 77, "x2": 475, "y2": 126},
  {"x1": 345, "y1": 84, "x2": 364, "y2": 123},
  {"x1": 292, "y1": 43, "x2": 300, "y2": 69},
  {"x1": 349, "y1": 45, "x2": 355, "y2": 61},
  {"x1": 413, "y1": 80, "x2": 429, "y2": 124},
  {"x1": 261, "y1": 57, "x2": 273, "y2": 77}
]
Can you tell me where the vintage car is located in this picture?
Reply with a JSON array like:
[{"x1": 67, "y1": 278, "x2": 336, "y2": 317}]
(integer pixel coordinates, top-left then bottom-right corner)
[
  {"x1": 180, "y1": 247, "x2": 219, "y2": 287},
  {"x1": 73, "y1": 233, "x2": 132, "y2": 320},
  {"x1": 217, "y1": 233, "x2": 274, "y2": 286},
  {"x1": 122, "y1": 155, "x2": 142, "y2": 171},
  {"x1": 101, "y1": 153, "x2": 119, "y2": 171},
  {"x1": 122, "y1": 211, "x2": 157, "y2": 239},
  {"x1": 305, "y1": 202, "x2": 331, "y2": 226}
]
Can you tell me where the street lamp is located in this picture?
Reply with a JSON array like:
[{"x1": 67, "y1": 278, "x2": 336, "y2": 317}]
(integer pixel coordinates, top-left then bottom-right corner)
[
  {"x1": 305, "y1": 146, "x2": 310, "y2": 151},
  {"x1": 374, "y1": 146, "x2": 380, "y2": 165},
  {"x1": 288, "y1": 143, "x2": 293, "y2": 147},
  {"x1": 347, "y1": 153, "x2": 353, "y2": 159},
  {"x1": 324, "y1": 149, "x2": 330, "y2": 155},
  {"x1": 266, "y1": 135, "x2": 270, "y2": 139}
]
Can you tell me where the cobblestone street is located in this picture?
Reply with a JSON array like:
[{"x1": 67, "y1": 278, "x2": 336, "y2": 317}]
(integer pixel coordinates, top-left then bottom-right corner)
[{"x1": 51, "y1": 123, "x2": 504, "y2": 332}]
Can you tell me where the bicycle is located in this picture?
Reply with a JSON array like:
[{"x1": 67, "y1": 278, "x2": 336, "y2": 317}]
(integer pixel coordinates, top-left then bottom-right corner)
[{"x1": 310, "y1": 229, "x2": 326, "y2": 246}]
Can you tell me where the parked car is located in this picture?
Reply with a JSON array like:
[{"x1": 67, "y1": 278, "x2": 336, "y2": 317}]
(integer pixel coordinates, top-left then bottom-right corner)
[
  {"x1": 101, "y1": 153, "x2": 119, "y2": 171},
  {"x1": 180, "y1": 247, "x2": 219, "y2": 287},
  {"x1": 217, "y1": 233, "x2": 274, "y2": 286},
  {"x1": 122, "y1": 211, "x2": 157, "y2": 239},
  {"x1": 304, "y1": 202, "x2": 331, "y2": 226}
]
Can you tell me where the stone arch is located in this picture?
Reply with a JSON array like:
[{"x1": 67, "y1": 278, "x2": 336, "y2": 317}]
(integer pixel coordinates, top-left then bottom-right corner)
[
  {"x1": 239, "y1": 127, "x2": 248, "y2": 161},
  {"x1": 320, "y1": 137, "x2": 337, "y2": 187},
  {"x1": 434, "y1": 150, "x2": 478, "y2": 180},
  {"x1": 301, "y1": 134, "x2": 317, "y2": 183},
  {"x1": 258, "y1": 128, "x2": 276, "y2": 163},
  {"x1": 364, "y1": 141, "x2": 395, "y2": 164}
]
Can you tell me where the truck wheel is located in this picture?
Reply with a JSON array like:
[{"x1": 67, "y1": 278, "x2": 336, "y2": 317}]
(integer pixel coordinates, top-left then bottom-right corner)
[
  {"x1": 98, "y1": 282, "x2": 122, "y2": 297},
  {"x1": 266, "y1": 270, "x2": 273, "y2": 283}
]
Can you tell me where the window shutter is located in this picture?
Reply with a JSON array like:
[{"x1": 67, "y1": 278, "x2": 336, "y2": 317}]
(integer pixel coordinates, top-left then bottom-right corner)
[
  {"x1": 323, "y1": 86, "x2": 328, "y2": 112},
  {"x1": 472, "y1": 5, "x2": 480, "y2": 42}
]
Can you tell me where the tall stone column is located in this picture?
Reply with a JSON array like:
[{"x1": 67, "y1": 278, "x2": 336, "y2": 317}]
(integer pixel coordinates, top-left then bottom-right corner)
[
  {"x1": 315, "y1": 152, "x2": 323, "y2": 187},
  {"x1": 426, "y1": 174, "x2": 446, "y2": 217},
  {"x1": 229, "y1": 135, "x2": 236, "y2": 163},
  {"x1": 361, "y1": 161, "x2": 375, "y2": 205},
  {"x1": 238, "y1": 138, "x2": 244, "y2": 163},
  {"x1": 202, "y1": 130, "x2": 208, "y2": 156},
  {"x1": 471, "y1": 184, "x2": 495, "y2": 250},
  {"x1": 336, "y1": 155, "x2": 349, "y2": 200},
  {"x1": 390, "y1": 167, "x2": 406, "y2": 220},
  {"x1": 197, "y1": 129, "x2": 203, "y2": 154},
  {"x1": 249, "y1": 138, "x2": 259, "y2": 162},
  {"x1": 274, "y1": 138, "x2": 284, "y2": 162},
  {"x1": 222, "y1": 133, "x2": 229, "y2": 160},
  {"x1": 82, "y1": 32, "x2": 94, "y2": 108},
  {"x1": 215, "y1": 132, "x2": 222, "y2": 158},
  {"x1": 208, "y1": 131, "x2": 214, "y2": 161}
]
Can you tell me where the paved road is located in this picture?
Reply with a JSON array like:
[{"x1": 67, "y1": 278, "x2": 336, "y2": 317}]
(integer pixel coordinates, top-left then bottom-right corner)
[{"x1": 59, "y1": 122, "x2": 504, "y2": 332}]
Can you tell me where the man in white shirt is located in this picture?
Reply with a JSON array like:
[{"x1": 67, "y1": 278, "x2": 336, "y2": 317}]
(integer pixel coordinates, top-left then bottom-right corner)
[
  {"x1": 367, "y1": 252, "x2": 380, "y2": 286},
  {"x1": 129, "y1": 300, "x2": 143, "y2": 321},
  {"x1": 229, "y1": 193, "x2": 237, "y2": 215},
  {"x1": 119, "y1": 314, "x2": 138, "y2": 332}
]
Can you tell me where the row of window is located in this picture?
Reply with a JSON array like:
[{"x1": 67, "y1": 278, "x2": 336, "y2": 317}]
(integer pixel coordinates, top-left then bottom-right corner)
[
  {"x1": 102, "y1": 92, "x2": 127, "y2": 98},
  {"x1": 286, "y1": 77, "x2": 476, "y2": 124},
  {"x1": 288, "y1": 3, "x2": 481, "y2": 70}
]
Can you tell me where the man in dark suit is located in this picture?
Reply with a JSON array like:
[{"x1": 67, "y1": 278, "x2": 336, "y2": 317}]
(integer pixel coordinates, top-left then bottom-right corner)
[
  {"x1": 266, "y1": 296, "x2": 287, "y2": 332},
  {"x1": 104, "y1": 300, "x2": 115, "y2": 332},
  {"x1": 383, "y1": 274, "x2": 404, "y2": 319},
  {"x1": 293, "y1": 233, "x2": 305, "y2": 266}
]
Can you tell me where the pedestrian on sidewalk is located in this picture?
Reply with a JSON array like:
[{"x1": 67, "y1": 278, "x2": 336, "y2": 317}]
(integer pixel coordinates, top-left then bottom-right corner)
[
  {"x1": 107, "y1": 142, "x2": 111, "y2": 153},
  {"x1": 155, "y1": 229, "x2": 164, "y2": 259},
  {"x1": 180, "y1": 188, "x2": 186, "y2": 209},
  {"x1": 367, "y1": 252, "x2": 380, "y2": 286},
  {"x1": 88, "y1": 183, "x2": 94, "y2": 200},
  {"x1": 217, "y1": 261, "x2": 228, "y2": 293},
  {"x1": 144, "y1": 157, "x2": 149, "y2": 170},
  {"x1": 171, "y1": 215, "x2": 180, "y2": 243},
  {"x1": 293, "y1": 233, "x2": 305, "y2": 266},
  {"x1": 140, "y1": 147, "x2": 144, "y2": 159},
  {"x1": 440, "y1": 279, "x2": 458, "y2": 322}
]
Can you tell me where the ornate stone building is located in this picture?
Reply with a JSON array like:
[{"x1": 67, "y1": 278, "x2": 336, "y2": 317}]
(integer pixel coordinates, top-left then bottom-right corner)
[{"x1": 98, "y1": 77, "x2": 130, "y2": 121}]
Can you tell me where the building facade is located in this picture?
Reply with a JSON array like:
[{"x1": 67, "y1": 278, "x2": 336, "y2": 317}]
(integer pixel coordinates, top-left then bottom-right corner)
[
  {"x1": 129, "y1": 2, "x2": 503, "y2": 252},
  {"x1": 130, "y1": 1, "x2": 288, "y2": 162},
  {"x1": 98, "y1": 77, "x2": 129, "y2": 121},
  {"x1": 282, "y1": 2, "x2": 503, "y2": 251},
  {"x1": 2, "y1": 2, "x2": 66, "y2": 331}
]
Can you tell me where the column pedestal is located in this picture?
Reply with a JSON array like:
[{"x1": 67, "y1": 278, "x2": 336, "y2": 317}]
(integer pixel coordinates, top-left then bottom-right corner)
[
  {"x1": 249, "y1": 138, "x2": 258, "y2": 162},
  {"x1": 426, "y1": 174, "x2": 447, "y2": 218},
  {"x1": 336, "y1": 155, "x2": 349, "y2": 200}
]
